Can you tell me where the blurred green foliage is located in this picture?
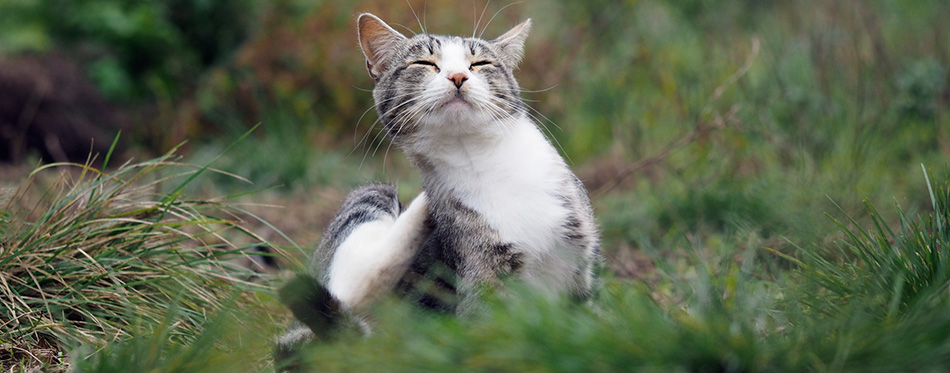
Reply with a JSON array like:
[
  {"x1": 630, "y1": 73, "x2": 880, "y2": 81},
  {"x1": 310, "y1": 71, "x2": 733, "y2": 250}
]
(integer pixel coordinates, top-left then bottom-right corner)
[
  {"x1": 4, "y1": 0, "x2": 944, "y2": 293},
  {"x1": 0, "y1": 0, "x2": 259, "y2": 100}
]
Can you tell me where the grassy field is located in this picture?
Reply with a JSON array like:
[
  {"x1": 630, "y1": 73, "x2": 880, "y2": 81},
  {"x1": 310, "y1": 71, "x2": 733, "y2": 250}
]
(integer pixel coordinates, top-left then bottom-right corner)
[{"x1": 1, "y1": 0, "x2": 949, "y2": 371}]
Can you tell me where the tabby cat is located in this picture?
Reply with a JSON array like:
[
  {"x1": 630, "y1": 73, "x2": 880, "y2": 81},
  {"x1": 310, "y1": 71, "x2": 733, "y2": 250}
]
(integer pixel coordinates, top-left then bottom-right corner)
[{"x1": 277, "y1": 12, "x2": 600, "y2": 359}]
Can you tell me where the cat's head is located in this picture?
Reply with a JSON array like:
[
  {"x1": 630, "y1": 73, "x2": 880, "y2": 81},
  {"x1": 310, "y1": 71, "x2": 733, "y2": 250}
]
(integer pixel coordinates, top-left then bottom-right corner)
[{"x1": 357, "y1": 13, "x2": 531, "y2": 146}]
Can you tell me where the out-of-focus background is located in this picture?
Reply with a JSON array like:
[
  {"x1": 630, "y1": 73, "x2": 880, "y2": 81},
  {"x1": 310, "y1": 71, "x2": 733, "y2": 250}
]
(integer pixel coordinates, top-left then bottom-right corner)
[
  {"x1": 3, "y1": 0, "x2": 946, "y2": 265},
  {"x1": 1, "y1": 0, "x2": 948, "y2": 371}
]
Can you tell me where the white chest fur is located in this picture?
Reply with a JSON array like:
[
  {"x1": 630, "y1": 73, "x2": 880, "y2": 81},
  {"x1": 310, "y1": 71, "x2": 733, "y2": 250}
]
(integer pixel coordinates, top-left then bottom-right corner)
[{"x1": 419, "y1": 117, "x2": 581, "y2": 293}]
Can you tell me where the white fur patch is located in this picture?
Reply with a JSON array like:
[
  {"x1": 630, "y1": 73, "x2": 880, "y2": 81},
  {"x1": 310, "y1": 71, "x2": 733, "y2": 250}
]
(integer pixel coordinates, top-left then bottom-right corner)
[
  {"x1": 400, "y1": 39, "x2": 584, "y2": 294},
  {"x1": 327, "y1": 193, "x2": 429, "y2": 310},
  {"x1": 419, "y1": 114, "x2": 582, "y2": 295},
  {"x1": 438, "y1": 43, "x2": 469, "y2": 79}
]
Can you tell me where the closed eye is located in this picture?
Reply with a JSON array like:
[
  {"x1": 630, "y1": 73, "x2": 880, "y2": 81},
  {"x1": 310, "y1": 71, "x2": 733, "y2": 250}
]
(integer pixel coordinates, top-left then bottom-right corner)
[
  {"x1": 469, "y1": 60, "x2": 492, "y2": 70},
  {"x1": 411, "y1": 60, "x2": 440, "y2": 72}
]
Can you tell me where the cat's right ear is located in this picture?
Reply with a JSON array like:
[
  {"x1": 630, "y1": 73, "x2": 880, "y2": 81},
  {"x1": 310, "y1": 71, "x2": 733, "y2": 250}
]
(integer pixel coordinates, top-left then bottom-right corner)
[
  {"x1": 358, "y1": 13, "x2": 407, "y2": 80},
  {"x1": 492, "y1": 18, "x2": 532, "y2": 69}
]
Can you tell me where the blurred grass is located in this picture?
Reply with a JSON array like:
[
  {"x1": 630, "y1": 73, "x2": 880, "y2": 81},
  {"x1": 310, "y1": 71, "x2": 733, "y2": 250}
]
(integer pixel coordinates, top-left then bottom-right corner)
[
  {"x1": 1, "y1": 0, "x2": 949, "y2": 371},
  {"x1": 287, "y1": 171, "x2": 950, "y2": 372}
]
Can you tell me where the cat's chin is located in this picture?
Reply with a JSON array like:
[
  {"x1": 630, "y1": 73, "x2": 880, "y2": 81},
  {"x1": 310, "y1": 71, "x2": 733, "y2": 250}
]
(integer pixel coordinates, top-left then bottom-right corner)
[{"x1": 440, "y1": 95, "x2": 473, "y2": 113}]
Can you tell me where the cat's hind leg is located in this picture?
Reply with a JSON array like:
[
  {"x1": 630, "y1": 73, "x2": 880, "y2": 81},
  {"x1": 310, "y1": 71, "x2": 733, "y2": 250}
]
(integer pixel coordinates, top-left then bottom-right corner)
[
  {"x1": 276, "y1": 185, "x2": 429, "y2": 367},
  {"x1": 319, "y1": 185, "x2": 430, "y2": 311}
]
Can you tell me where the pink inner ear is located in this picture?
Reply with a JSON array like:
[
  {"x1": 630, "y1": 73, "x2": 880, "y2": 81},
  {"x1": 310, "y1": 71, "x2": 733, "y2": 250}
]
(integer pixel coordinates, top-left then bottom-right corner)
[
  {"x1": 359, "y1": 15, "x2": 404, "y2": 71},
  {"x1": 365, "y1": 60, "x2": 377, "y2": 79},
  {"x1": 494, "y1": 19, "x2": 531, "y2": 45}
]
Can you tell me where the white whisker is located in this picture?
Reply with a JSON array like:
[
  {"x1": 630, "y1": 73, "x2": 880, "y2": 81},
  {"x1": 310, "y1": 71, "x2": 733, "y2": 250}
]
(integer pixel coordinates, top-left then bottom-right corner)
[
  {"x1": 423, "y1": 1, "x2": 429, "y2": 34},
  {"x1": 354, "y1": 90, "x2": 425, "y2": 148},
  {"x1": 479, "y1": 2, "x2": 522, "y2": 39},
  {"x1": 516, "y1": 84, "x2": 560, "y2": 93},
  {"x1": 391, "y1": 23, "x2": 418, "y2": 36},
  {"x1": 357, "y1": 91, "x2": 431, "y2": 168},
  {"x1": 406, "y1": 0, "x2": 426, "y2": 34},
  {"x1": 474, "y1": 0, "x2": 492, "y2": 38}
]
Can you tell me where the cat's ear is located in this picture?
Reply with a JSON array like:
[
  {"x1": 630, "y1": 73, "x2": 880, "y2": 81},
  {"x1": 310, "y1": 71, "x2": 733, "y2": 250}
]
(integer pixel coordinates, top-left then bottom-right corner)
[
  {"x1": 358, "y1": 13, "x2": 407, "y2": 80},
  {"x1": 491, "y1": 18, "x2": 532, "y2": 68}
]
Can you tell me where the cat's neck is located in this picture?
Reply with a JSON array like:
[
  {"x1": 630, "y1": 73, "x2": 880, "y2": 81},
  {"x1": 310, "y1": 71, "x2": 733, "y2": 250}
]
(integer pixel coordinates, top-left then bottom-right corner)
[{"x1": 408, "y1": 114, "x2": 566, "y2": 198}]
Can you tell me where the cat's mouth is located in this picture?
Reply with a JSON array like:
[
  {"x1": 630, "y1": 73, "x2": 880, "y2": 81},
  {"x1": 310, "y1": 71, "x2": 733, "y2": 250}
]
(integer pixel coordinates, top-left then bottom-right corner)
[{"x1": 441, "y1": 92, "x2": 472, "y2": 110}]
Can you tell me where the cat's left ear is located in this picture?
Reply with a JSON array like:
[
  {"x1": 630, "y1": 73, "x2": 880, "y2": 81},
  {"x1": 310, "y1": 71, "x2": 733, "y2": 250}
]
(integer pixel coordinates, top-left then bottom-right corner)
[
  {"x1": 358, "y1": 13, "x2": 407, "y2": 80},
  {"x1": 492, "y1": 18, "x2": 532, "y2": 68}
]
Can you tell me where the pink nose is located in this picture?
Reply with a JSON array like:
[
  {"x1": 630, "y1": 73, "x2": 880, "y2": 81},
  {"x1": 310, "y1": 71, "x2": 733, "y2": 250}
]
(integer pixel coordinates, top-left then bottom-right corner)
[{"x1": 448, "y1": 73, "x2": 467, "y2": 88}]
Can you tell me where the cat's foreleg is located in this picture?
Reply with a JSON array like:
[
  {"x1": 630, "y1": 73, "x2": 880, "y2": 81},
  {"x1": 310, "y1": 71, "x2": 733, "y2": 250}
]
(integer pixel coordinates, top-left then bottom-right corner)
[{"x1": 326, "y1": 192, "x2": 430, "y2": 311}]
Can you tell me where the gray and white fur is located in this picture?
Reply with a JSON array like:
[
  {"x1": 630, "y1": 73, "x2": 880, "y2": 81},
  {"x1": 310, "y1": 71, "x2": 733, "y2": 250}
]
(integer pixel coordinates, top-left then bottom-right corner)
[{"x1": 277, "y1": 12, "x2": 600, "y2": 355}]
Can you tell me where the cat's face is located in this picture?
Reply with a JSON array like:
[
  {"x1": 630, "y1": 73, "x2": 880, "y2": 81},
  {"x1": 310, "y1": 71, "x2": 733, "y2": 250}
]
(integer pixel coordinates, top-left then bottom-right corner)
[{"x1": 358, "y1": 13, "x2": 531, "y2": 146}]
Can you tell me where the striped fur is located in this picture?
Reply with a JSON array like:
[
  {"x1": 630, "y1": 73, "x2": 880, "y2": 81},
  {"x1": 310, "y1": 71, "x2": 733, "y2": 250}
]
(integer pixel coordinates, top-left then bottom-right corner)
[{"x1": 277, "y1": 13, "x2": 601, "y2": 361}]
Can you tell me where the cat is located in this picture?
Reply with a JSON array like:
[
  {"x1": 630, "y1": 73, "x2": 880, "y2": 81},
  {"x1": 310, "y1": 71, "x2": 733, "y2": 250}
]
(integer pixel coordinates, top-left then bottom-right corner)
[{"x1": 276, "y1": 12, "x2": 600, "y2": 363}]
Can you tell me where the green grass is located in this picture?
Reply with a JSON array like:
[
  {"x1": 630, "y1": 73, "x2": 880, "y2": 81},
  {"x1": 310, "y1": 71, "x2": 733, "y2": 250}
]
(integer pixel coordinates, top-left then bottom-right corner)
[
  {"x1": 68, "y1": 299, "x2": 279, "y2": 372},
  {"x1": 287, "y1": 170, "x2": 950, "y2": 372},
  {"x1": 0, "y1": 147, "x2": 283, "y2": 371},
  {"x1": 800, "y1": 167, "x2": 950, "y2": 321},
  {"x1": 8, "y1": 167, "x2": 944, "y2": 371}
]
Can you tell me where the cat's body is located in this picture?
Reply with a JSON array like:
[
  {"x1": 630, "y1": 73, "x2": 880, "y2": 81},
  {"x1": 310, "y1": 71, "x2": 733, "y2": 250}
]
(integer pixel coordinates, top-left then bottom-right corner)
[
  {"x1": 408, "y1": 117, "x2": 598, "y2": 306},
  {"x1": 276, "y1": 13, "x2": 599, "y2": 363}
]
